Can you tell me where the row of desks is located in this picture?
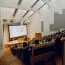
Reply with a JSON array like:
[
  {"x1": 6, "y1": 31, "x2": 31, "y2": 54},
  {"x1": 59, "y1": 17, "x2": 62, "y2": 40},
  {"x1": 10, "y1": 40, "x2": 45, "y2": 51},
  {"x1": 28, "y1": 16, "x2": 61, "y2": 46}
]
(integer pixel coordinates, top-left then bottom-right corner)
[
  {"x1": 10, "y1": 38, "x2": 65, "y2": 65},
  {"x1": 10, "y1": 40, "x2": 57, "y2": 65},
  {"x1": 5, "y1": 37, "x2": 65, "y2": 56}
]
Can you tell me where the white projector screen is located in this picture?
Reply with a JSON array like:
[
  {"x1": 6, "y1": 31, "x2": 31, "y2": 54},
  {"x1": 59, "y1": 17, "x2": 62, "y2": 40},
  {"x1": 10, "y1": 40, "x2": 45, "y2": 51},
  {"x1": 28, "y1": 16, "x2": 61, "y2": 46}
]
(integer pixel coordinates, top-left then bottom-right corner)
[{"x1": 9, "y1": 25, "x2": 27, "y2": 38}]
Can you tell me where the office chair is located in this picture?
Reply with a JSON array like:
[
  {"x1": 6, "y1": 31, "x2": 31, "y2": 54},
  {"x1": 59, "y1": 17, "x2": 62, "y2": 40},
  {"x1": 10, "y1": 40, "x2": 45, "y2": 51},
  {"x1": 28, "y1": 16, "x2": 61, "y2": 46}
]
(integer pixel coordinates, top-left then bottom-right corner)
[
  {"x1": 55, "y1": 37, "x2": 62, "y2": 57},
  {"x1": 23, "y1": 47, "x2": 32, "y2": 65},
  {"x1": 23, "y1": 42, "x2": 29, "y2": 47},
  {"x1": 34, "y1": 40, "x2": 39, "y2": 45}
]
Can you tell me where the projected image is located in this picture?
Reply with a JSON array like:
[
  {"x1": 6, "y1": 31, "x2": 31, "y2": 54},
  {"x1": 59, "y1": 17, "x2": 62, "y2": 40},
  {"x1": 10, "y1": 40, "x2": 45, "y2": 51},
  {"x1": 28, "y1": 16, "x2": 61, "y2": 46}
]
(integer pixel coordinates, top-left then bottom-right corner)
[{"x1": 9, "y1": 25, "x2": 27, "y2": 38}]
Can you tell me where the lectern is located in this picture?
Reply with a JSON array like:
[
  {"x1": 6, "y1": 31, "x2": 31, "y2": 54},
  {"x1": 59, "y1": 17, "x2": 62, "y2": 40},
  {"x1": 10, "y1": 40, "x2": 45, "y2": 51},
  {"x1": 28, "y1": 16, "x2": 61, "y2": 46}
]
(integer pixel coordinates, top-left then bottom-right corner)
[{"x1": 35, "y1": 33, "x2": 42, "y2": 40}]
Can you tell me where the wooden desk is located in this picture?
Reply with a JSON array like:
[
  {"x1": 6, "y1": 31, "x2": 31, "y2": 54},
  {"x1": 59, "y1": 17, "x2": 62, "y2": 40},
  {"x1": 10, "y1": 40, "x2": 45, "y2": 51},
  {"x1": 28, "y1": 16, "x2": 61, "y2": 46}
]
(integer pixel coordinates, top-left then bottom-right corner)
[
  {"x1": 10, "y1": 37, "x2": 65, "y2": 65},
  {"x1": 30, "y1": 41, "x2": 56, "y2": 65},
  {"x1": 5, "y1": 37, "x2": 65, "y2": 48},
  {"x1": 30, "y1": 38, "x2": 65, "y2": 65},
  {"x1": 4, "y1": 40, "x2": 27, "y2": 47},
  {"x1": 10, "y1": 38, "x2": 65, "y2": 65}
]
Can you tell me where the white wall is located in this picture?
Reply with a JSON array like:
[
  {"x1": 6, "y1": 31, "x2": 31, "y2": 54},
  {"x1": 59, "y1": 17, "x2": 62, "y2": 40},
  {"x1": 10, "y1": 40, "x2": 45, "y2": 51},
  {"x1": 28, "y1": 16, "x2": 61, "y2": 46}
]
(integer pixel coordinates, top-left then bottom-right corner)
[
  {"x1": 27, "y1": 13, "x2": 41, "y2": 37},
  {"x1": 27, "y1": 0, "x2": 65, "y2": 37},
  {"x1": 3, "y1": 0, "x2": 65, "y2": 41},
  {"x1": 3, "y1": 24, "x2": 9, "y2": 43},
  {"x1": 0, "y1": 9, "x2": 4, "y2": 56},
  {"x1": 27, "y1": 8, "x2": 54, "y2": 37}
]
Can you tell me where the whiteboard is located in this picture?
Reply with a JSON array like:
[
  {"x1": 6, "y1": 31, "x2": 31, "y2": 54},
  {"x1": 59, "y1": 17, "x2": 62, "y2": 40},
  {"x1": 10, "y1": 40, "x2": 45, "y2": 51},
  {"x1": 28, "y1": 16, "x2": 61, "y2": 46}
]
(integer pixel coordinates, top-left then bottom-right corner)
[{"x1": 9, "y1": 25, "x2": 27, "y2": 38}]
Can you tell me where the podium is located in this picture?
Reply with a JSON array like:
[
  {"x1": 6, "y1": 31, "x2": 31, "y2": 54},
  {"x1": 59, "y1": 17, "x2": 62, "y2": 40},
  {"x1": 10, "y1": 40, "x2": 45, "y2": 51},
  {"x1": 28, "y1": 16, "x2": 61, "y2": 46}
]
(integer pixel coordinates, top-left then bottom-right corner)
[{"x1": 35, "y1": 33, "x2": 42, "y2": 40}]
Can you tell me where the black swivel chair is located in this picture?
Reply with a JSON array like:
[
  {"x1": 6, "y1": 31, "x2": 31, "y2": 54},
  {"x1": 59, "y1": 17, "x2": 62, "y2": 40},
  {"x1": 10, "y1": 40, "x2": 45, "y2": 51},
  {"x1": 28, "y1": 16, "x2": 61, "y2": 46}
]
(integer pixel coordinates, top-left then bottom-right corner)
[
  {"x1": 23, "y1": 42, "x2": 29, "y2": 47},
  {"x1": 23, "y1": 47, "x2": 32, "y2": 65},
  {"x1": 55, "y1": 38, "x2": 62, "y2": 57},
  {"x1": 34, "y1": 40, "x2": 39, "y2": 45}
]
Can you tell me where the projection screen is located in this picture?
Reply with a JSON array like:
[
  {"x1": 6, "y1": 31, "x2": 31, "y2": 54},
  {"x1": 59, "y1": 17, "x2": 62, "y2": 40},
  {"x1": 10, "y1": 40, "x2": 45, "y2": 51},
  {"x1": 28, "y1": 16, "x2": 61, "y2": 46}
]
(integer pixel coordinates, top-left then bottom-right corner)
[{"x1": 9, "y1": 25, "x2": 27, "y2": 38}]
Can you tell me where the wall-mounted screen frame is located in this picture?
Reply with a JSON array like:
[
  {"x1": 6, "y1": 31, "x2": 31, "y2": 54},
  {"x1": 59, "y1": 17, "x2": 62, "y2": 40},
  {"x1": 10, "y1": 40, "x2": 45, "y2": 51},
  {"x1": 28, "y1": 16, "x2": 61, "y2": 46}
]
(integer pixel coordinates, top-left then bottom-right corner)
[{"x1": 8, "y1": 24, "x2": 27, "y2": 41}]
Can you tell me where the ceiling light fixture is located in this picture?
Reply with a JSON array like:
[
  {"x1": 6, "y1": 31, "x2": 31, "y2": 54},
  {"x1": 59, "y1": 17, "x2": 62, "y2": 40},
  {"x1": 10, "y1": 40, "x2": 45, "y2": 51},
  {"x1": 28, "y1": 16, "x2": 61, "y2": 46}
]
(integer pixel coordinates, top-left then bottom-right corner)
[
  {"x1": 22, "y1": 10, "x2": 30, "y2": 18},
  {"x1": 28, "y1": 12, "x2": 35, "y2": 18},
  {"x1": 13, "y1": 8, "x2": 18, "y2": 17},
  {"x1": 31, "y1": 0, "x2": 39, "y2": 8},
  {"x1": 37, "y1": 3, "x2": 46, "y2": 10},
  {"x1": 41, "y1": 0, "x2": 51, "y2": 6}
]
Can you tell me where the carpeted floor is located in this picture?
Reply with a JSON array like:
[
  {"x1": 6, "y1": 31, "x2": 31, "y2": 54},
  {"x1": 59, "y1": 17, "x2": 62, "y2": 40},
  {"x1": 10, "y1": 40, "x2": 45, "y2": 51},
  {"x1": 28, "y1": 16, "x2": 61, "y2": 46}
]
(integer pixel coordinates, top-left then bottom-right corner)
[{"x1": 0, "y1": 48, "x2": 24, "y2": 65}]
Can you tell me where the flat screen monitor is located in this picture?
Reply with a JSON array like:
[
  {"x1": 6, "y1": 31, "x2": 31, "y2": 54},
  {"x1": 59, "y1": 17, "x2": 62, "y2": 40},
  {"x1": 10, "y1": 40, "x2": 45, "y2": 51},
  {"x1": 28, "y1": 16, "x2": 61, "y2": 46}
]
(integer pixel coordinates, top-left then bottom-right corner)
[{"x1": 9, "y1": 25, "x2": 27, "y2": 38}]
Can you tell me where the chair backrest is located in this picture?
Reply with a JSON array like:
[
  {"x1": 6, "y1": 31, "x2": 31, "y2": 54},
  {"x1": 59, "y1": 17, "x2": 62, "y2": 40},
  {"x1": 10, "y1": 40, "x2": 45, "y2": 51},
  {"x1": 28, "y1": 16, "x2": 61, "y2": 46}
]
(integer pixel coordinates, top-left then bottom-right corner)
[
  {"x1": 23, "y1": 47, "x2": 32, "y2": 65},
  {"x1": 34, "y1": 40, "x2": 39, "y2": 45},
  {"x1": 55, "y1": 37, "x2": 62, "y2": 56},
  {"x1": 23, "y1": 42, "x2": 28, "y2": 47},
  {"x1": 55, "y1": 38, "x2": 62, "y2": 46}
]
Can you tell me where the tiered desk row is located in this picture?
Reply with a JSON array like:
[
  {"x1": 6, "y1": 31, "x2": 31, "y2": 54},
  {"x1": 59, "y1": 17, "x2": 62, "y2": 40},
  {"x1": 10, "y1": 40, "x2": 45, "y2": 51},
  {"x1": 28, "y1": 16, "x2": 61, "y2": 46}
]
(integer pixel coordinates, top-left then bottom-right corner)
[{"x1": 10, "y1": 31, "x2": 65, "y2": 65}]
